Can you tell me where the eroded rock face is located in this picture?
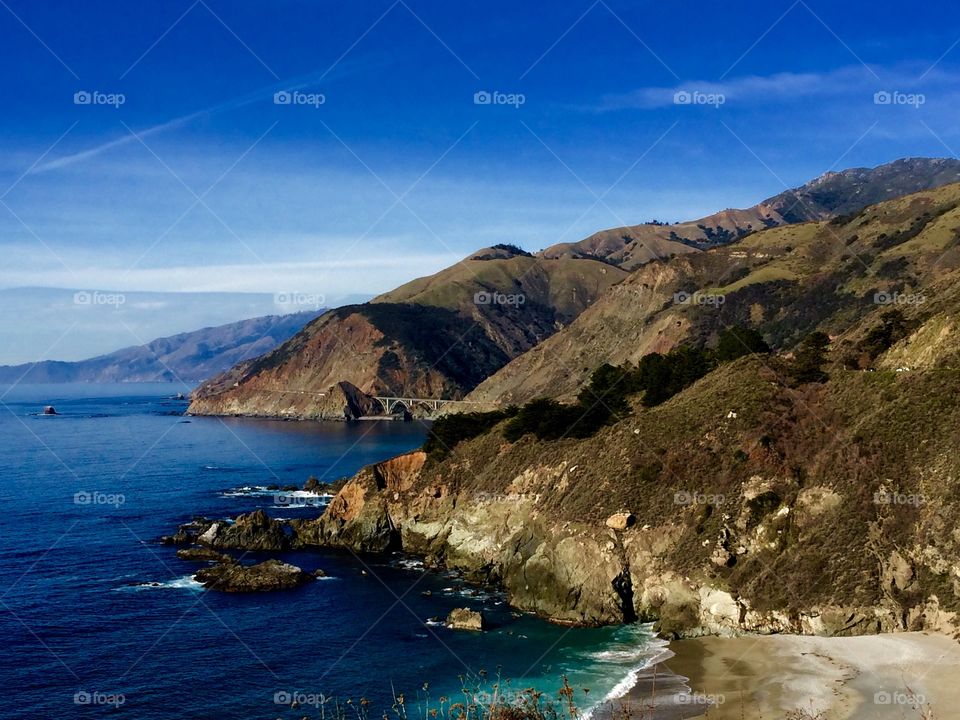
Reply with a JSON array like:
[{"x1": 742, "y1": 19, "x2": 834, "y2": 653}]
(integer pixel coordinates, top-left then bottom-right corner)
[
  {"x1": 163, "y1": 442, "x2": 960, "y2": 638},
  {"x1": 281, "y1": 451, "x2": 960, "y2": 638},
  {"x1": 195, "y1": 559, "x2": 313, "y2": 592},
  {"x1": 291, "y1": 469, "x2": 396, "y2": 553},
  {"x1": 374, "y1": 451, "x2": 426, "y2": 494}
]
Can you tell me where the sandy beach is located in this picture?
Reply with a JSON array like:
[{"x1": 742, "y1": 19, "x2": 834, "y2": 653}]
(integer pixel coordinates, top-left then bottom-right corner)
[{"x1": 598, "y1": 632, "x2": 960, "y2": 720}]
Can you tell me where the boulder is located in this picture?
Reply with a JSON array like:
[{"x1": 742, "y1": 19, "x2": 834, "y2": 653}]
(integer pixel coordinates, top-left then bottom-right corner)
[
  {"x1": 42, "y1": 405, "x2": 57, "y2": 415},
  {"x1": 605, "y1": 512, "x2": 635, "y2": 531},
  {"x1": 446, "y1": 607, "x2": 484, "y2": 631},
  {"x1": 195, "y1": 559, "x2": 313, "y2": 592}
]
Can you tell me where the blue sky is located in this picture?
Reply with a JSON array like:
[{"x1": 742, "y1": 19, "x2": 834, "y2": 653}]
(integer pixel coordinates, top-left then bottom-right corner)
[{"x1": 3, "y1": 0, "x2": 960, "y2": 362}]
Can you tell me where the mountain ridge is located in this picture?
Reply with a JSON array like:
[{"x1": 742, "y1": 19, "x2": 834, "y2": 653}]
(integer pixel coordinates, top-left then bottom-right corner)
[
  {"x1": 466, "y1": 179, "x2": 960, "y2": 406},
  {"x1": 540, "y1": 157, "x2": 960, "y2": 269},
  {"x1": 0, "y1": 310, "x2": 322, "y2": 384},
  {"x1": 187, "y1": 254, "x2": 626, "y2": 418}
]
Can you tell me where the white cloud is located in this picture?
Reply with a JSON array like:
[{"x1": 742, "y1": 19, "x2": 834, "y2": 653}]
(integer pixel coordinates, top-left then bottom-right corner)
[{"x1": 0, "y1": 253, "x2": 463, "y2": 297}]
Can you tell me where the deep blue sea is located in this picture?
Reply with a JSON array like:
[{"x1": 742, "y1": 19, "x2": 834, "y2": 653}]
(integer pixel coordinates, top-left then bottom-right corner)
[{"x1": 0, "y1": 384, "x2": 665, "y2": 720}]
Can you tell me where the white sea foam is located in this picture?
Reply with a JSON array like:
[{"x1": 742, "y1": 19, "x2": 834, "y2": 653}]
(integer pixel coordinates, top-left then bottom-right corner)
[
  {"x1": 119, "y1": 576, "x2": 204, "y2": 592},
  {"x1": 220, "y1": 485, "x2": 332, "y2": 506},
  {"x1": 599, "y1": 641, "x2": 674, "y2": 702},
  {"x1": 394, "y1": 557, "x2": 425, "y2": 570}
]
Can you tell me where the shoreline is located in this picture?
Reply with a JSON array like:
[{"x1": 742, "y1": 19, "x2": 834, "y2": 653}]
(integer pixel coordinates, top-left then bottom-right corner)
[{"x1": 596, "y1": 631, "x2": 960, "y2": 719}]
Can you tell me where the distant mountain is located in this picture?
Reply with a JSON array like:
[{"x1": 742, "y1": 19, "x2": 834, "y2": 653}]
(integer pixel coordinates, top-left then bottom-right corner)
[
  {"x1": 189, "y1": 157, "x2": 960, "y2": 421},
  {"x1": 467, "y1": 179, "x2": 960, "y2": 405},
  {"x1": 0, "y1": 311, "x2": 322, "y2": 384},
  {"x1": 541, "y1": 157, "x2": 960, "y2": 269},
  {"x1": 187, "y1": 250, "x2": 626, "y2": 419}
]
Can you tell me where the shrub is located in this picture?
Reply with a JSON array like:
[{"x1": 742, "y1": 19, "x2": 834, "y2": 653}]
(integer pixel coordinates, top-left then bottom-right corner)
[
  {"x1": 424, "y1": 408, "x2": 518, "y2": 461},
  {"x1": 789, "y1": 331, "x2": 831, "y2": 384},
  {"x1": 714, "y1": 326, "x2": 771, "y2": 363}
]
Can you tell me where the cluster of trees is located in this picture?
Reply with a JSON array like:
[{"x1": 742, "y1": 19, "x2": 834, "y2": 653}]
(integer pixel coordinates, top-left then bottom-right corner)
[
  {"x1": 427, "y1": 327, "x2": 769, "y2": 452},
  {"x1": 424, "y1": 326, "x2": 833, "y2": 456},
  {"x1": 847, "y1": 310, "x2": 913, "y2": 368},
  {"x1": 788, "y1": 331, "x2": 831, "y2": 384},
  {"x1": 423, "y1": 407, "x2": 518, "y2": 461}
]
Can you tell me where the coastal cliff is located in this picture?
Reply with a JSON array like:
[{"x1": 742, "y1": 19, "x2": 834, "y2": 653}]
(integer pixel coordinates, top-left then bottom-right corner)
[{"x1": 231, "y1": 351, "x2": 960, "y2": 639}]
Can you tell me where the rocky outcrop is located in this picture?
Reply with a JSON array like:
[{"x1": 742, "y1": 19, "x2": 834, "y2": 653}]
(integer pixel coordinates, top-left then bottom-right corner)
[
  {"x1": 196, "y1": 510, "x2": 290, "y2": 551},
  {"x1": 194, "y1": 559, "x2": 313, "y2": 592},
  {"x1": 446, "y1": 608, "x2": 484, "y2": 631},
  {"x1": 291, "y1": 470, "x2": 396, "y2": 553},
  {"x1": 176, "y1": 547, "x2": 231, "y2": 563},
  {"x1": 373, "y1": 450, "x2": 426, "y2": 494}
]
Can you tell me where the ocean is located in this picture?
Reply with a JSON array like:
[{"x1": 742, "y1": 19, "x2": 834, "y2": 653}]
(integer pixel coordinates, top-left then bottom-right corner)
[{"x1": 0, "y1": 384, "x2": 667, "y2": 719}]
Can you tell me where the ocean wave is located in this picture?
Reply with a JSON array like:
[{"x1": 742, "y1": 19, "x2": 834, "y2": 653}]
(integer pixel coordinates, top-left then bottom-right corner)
[
  {"x1": 601, "y1": 645, "x2": 673, "y2": 700},
  {"x1": 393, "y1": 557, "x2": 425, "y2": 571},
  {"x1": 220, "y1": 485, "x2": 332, "y2": 506},
  {"x1": 119, "y1": 576, "x2": 204, "y2": 592}
]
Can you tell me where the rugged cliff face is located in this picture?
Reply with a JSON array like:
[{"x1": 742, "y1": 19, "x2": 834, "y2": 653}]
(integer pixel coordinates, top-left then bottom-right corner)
[{"x1": 187, "y1": 305, "x2": 505, "y2": 419}]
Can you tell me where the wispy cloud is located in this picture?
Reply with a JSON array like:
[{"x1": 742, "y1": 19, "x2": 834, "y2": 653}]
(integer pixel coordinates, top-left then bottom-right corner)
[
  {"x1": 592, "y1": 64, "x2": 958, "y2": 112},
  {"x1": 31, "y1": 58, "x2": 388, "y2": 173},
  {"x1": 0, "y1": 253, "x2": 462, "y2": 295}
]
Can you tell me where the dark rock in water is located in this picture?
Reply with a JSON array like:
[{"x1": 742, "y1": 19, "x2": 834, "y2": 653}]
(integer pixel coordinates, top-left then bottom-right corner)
[
  {"x1": 195, "y1": 559, "x2": 313, "y2": 592},
  {"x1": 446, "y1": 607, "x2": 484, "y2": 631},
  {"x1": 282, "y1": 484, "x2": 299, "y2": 492},
  {"x1": 42, "y1": 405, "x2": 57, "y2": 415},
  {"x1": 176, "y1": 547, "x2": 230, "y2": 563},
  {"x1": 312, "y1": 569, "x2": 327, "y2": 578},
  {"x1": 197, "y1": 509, "x2": 290, "y2": 551},
  {"x1": 160, "y1": 517, "x2": 212, "y2": 546},
  {"x1": 160, "y1": 528, "x2": 195, "y2": 546},
  {"x1": 303, "y1": 476, "x2": 322, "y2": 492}
]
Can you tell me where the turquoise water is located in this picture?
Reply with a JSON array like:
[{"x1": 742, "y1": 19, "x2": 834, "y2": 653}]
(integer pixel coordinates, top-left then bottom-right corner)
[{"x1": 0, "y1": 383, "x2": 665, "y2": 719}]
